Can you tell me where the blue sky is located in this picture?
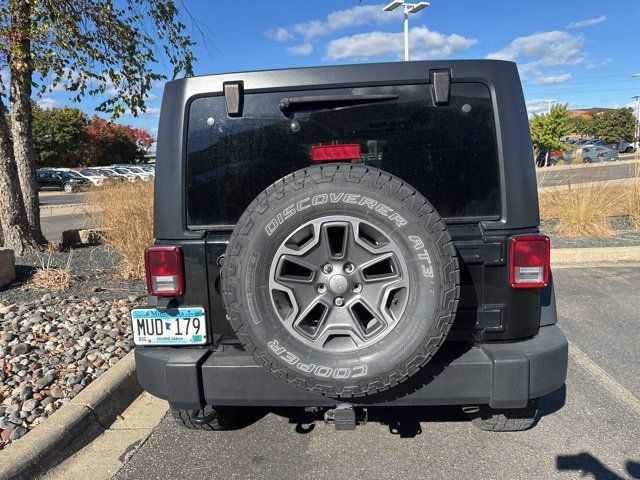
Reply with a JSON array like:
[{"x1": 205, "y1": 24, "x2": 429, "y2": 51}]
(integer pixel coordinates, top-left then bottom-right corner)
[{"x1": 36, "y1": 0, "x2": 640, "y2": 142}]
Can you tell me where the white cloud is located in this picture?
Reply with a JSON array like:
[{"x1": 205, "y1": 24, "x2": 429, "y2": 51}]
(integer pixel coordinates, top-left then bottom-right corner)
[
  {"x1": 567, "y1": 15, "x2": 607, "y2": 29},
  {"x1": 325, "y1": 27, "x2": 478, "y2": 61},
  {"x1": 525, "y1": 99, "x2": 563, "y2": 117},
  {"x1": 532, "y1": 73, "x2": 572, "y2": 85},
  {"x1": 287, "y1": 43, "x2": 314, "y2": 56},
  {"x1": 273, "y1": 4, "x2": 405, "y2": 42},
  {"x1": 586, "y1": 57, "x2": 612, "y2": 69},
  {"x1": 487, "y1": 31, "x2": 584, "y2": 80},
  {"x1": 265, "y1": 27, "x2": 294, "y2": 42},
  {"x1": 36, "y1": 97, "x2": 61, "y2": 109}
]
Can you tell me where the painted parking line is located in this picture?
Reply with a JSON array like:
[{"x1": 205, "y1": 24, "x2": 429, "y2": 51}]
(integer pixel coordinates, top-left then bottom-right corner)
[{"x1": 569, "y1": 342, "x2": 640, "y2": 417}]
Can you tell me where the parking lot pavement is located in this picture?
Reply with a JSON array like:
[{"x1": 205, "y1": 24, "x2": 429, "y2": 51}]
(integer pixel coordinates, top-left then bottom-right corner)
[
  {"x1": 537, "y1": 159, "x2": 640, "y2": 188},
  {"x1": 113, "y1": 266, "x2": 640, "y2": 480},
  {"x1": 39, "y1": 191, "x2": 85, "y2": 206},
  {"x1": 41, "y1": 213, "x2": 96, "y2": 243}
]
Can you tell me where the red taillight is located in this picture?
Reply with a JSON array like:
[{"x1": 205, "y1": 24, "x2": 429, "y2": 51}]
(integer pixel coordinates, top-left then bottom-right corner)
[
  {"x1": 509, "y1": 234, "x2": 550, "y2": 289},
  {"x1": 597, "y1": 152, "x2": 605, "y2": 157},
  {"x1": 311, "y1": 144, "x2": 361, "y2": 162},
  {"x1": 144, "y1": 245, "x2": 184, "y2": 297}
]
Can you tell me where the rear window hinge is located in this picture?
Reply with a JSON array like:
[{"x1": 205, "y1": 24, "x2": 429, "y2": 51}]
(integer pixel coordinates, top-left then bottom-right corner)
[
  {"x1": 224, "y1": 81, "x2": 244, "y2": 117},
  {"x1": 429, "y1": 69, "x2": 451, "y2": 106}
]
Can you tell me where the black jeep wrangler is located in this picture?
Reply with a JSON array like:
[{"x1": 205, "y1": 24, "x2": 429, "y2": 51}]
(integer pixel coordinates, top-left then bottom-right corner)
[{"x1": 133, "y1": 60, "x2": 567, "y2": 432}]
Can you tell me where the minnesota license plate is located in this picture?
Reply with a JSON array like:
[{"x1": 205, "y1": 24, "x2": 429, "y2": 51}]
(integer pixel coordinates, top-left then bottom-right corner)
[{"x1": 131, "y1": 307, "x2": 207, "y2": 345}]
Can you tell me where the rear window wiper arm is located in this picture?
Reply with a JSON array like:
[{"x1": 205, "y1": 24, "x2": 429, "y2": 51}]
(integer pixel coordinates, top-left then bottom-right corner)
[{"x1": 279, "y1": 94, "x2": 398, "y2": 114}]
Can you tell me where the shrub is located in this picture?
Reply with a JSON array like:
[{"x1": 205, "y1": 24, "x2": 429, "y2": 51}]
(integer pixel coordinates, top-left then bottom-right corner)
[
  {"x1": 27, "y1": 251, "x2": 74, "y2": 291},
  {"x1": 88, "y1": 181, "x2": 153, "y2": 278},
  {"x1": 538, "y1": 183, "x2": 621, "y2": 238},
  {"x1": 629, "y1": 166, "x2": 640, "y2": 231}
]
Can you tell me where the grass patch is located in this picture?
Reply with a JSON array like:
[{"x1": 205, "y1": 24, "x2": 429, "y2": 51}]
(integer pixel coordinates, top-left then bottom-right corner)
[
  {"x1": 26, "y1": 251, "x2": 74, "y2": 291},
  {"x1": 539, "y1": 184, "x2": 620, "y2": 238},
  {"x1": 628, "y1": 166, "x2": 640, "y2": 231},
  {"x1": 87, "y1": 181, "x2": 153, "y2": 279}
]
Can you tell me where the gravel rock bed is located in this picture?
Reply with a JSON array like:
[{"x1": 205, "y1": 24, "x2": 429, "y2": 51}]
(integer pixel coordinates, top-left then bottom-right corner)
[
  {"x1": 0, "y1": 294, "x2": 138, "y2": 449},
  {"x1": 0, "y1": 247, "x2": 145, "y2": 450},
  {"x1": 0, "y1": 246, "x2": 144, "y2": 305}
]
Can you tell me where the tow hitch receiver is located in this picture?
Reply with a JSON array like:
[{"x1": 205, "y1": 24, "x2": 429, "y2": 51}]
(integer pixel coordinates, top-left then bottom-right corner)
[{"x1": 324, "y1": 404, "x2": 367, "y2": 430}]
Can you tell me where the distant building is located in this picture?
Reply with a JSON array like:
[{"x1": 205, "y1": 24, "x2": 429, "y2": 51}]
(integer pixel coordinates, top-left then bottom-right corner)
[{"x1": 567, "y1": 108, "x2": 612, "y2": 118}]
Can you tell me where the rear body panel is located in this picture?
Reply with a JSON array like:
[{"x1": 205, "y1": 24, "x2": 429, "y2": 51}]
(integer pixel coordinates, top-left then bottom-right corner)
[{"x1": 143, "y1": 60, "x2": 565, "y2": 408}]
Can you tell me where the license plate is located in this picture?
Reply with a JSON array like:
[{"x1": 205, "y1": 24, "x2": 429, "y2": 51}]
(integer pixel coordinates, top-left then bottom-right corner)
[{"x1": 131, "y1": 307, "x2": 207, "y2": 345}]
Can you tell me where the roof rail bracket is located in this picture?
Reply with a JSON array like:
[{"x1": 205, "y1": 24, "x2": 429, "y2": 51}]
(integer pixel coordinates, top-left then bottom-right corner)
[
  {"x1": 224, "y1": 81, "x2": 244, "y2": 117},
  {"x1": 429, "y1": 69, "x2": 451, "y2": 106}
]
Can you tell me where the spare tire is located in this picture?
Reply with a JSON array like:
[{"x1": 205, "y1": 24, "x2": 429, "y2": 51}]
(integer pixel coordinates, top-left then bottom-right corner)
[{"x1": 222, "y1": 164, "x2": 459, "y2": 397}]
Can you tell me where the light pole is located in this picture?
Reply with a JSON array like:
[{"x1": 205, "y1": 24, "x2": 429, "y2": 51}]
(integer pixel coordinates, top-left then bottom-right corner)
[
  {"x1": 632, "y1": 95, "x2": 640, "y2": 149},
  {"x1": 382, "y1": 1, "x2": 430, "y2": 61},
  {"x1": 632, "y1": 74, "x2": 640, "y2": 148},
  {"x1": 546, "y1": 99, "x2": 558, "y2": 114}
]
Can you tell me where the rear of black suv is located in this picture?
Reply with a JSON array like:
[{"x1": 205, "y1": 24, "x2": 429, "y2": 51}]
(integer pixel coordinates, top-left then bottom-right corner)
[{"x1": 133, "y1": 60, "x2": 567, "y2": 431}]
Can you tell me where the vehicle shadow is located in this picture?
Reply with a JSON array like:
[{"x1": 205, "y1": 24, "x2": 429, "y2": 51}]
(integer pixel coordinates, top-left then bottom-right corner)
[
  {"x1": 260, "y1": 384, "x2": 566, "y2": 439},
  {"x1": 557, "y1": 453, "x2": 640, "y2": 480}
]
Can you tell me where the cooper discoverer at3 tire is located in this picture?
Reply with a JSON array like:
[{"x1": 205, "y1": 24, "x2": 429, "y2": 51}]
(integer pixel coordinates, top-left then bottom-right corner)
[{"x1": 221, "y1": 164, "x2": 459, "y2": 397}]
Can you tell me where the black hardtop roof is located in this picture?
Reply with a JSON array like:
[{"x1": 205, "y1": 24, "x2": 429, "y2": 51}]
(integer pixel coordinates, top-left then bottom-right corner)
[{"x1": 165, "y1": 59, "x2": 519, "y2": 93}]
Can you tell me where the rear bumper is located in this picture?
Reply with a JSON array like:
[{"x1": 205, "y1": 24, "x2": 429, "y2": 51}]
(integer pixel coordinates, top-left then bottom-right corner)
[{"x1": 135, "y1": 324, "x2": 567, "y2": 410}]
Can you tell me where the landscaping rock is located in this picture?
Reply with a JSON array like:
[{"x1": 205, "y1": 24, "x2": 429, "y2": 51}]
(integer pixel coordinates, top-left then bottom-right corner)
[
  {"x1": 0, "y1": 294, "x2": 135, "y2": 450},
  {"x1": 61, "y1": 228, "x2": 104, "y2": 247},
  {"x1": 10, "y1": 343, "x2": 29, "y2": 356}
]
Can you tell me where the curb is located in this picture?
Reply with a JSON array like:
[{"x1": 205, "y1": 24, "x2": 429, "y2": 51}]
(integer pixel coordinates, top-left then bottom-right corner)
[
  {"x1": 538, "y1": 177, "x2": 637, "y2": 192},
  {"x1": 536, "y1": 157, "x2": 640, "y2": 173},
  {"x1": 0, "y1": 351, "x2": 140, "y2": 480},
  {"x1": 552, "y1": 246, "x2": 640, "y2": 265},
  {"x1": 40, "y1": 204, "x2": 98, "y2": 218}
]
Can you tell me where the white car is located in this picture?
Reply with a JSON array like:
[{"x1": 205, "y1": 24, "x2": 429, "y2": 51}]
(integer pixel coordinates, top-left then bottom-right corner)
[
  {"x1": 111, "y1": 166, "x2": 150, "y2": 182},
  {"x1": 76, "y1": 168, "x2": 106, "y2": 187},
  {"x1": 119, "y1": 166, "x2": 153, "y2": 181},
  {"x1": 94, "y1": 167, "x2": 136, "y2": 182}
]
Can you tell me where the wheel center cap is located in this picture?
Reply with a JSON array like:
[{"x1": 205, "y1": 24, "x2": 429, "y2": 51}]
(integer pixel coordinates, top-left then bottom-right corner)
[{"x1": 328, "y1": 274, "x2": 348, "y2": 295}]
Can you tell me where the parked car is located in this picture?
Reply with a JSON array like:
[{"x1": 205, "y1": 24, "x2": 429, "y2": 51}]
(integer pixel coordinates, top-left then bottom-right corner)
[
  {"x1": 36, "y1": 169, "x2": 89, "y2": 192},
  {"x1": 617, "y1": 140, "x2": 636, "y2": 153},
  {"x1": 91, "y1": 167, "x2": 136, "y2": 182},
  {"x1": 536, "y1": 148, "x2": 566, "y2": 167},
  {"x1": 76, "y1": 168, "x2": 106, "y2": 187},
  {"x1": 112, "y1": 166, "x2": 152, "y2": 181},
  {"x1": 132, "y1": 61, "x2": 567, "y2": 433},
  {"x1": 581, "y1": 145, "x2": 619, "y2": 163}
]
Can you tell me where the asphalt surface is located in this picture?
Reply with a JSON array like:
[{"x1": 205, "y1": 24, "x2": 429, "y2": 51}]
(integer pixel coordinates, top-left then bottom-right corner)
[
  {"x1": 38, "y1": 190, "x2": 85, "y2": 206},
  {"x1": 537, "y1": 159, "x2": 639, "y2": 188},
  {"x1": 114, "y1": 266, "x2": 640, "y2": 480},
  {"x1": 41, "y1": 213, "x2": 96, "y2": 243}
]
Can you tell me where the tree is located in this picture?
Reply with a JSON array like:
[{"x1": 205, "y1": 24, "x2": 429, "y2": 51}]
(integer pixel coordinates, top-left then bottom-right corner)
[
  {"x1": 0, "y1": 1, "x2": 195, "y2": 254},
  {"x1": 80, "y1": 116, "x2": 154, "y2": 166},
  {"x1": 33, "y1": 105, "x2": 87, "y2": 167},
  {"x1": 530, "y1": 104, "x2": 573, "y2": 166},
  {"x1": 569, "y1": 115, "x2": 593, "y2": 138},
  {"x1": 590, "y1": 108, "x2": 637, "y2": 143}
]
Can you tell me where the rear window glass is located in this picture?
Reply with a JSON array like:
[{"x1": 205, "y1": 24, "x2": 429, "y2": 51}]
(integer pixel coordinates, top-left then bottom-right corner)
[{"x1": 186, "y1": 83, "x2": 500, "y2": 227}]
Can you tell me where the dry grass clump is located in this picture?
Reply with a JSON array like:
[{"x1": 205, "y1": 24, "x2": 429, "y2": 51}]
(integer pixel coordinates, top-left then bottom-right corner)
[
  {"x1": 539, "y1": 183, "x2": 621, "y2": 238},
  {"x1": 27, "y1": 252, "x2": 74, "y2": 291},
  {"x1": 628, "y1": 167, "x2": 640, "y2": 231},
  {"x1": 88, "y1": 181, "x2": 153, "y2": 278}
]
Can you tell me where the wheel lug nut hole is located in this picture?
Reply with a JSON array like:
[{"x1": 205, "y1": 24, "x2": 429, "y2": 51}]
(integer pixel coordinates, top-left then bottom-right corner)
[
  {"x1": 317, "y1": 284, "x2": 326, "y2": 293},
  {"x1": 344, "y1": 263, "x2": 355, "y2": 274},
  {"x1": 322, "y1": 264, "x2": 333, "y2": 274},
  {"x1": 352, "y1": 283, "x2": 362, "y2": 293}
]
